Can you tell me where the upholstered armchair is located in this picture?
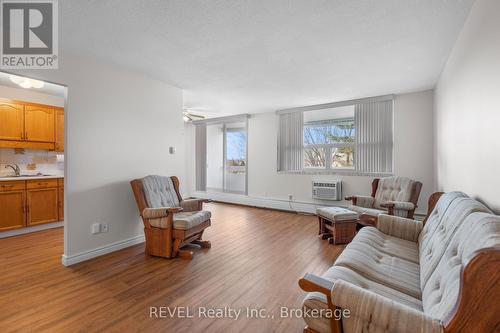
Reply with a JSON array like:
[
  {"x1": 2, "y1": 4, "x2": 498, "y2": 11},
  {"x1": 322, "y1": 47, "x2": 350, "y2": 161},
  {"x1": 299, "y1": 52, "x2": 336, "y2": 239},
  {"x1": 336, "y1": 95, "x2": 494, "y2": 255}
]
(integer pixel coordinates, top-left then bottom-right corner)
[
  {"x1": 345, "y1": 176, "x2": 422, "y2": 226},
  {"x1": 130, "y1": 175, "x2": 211, "y2": 259}
]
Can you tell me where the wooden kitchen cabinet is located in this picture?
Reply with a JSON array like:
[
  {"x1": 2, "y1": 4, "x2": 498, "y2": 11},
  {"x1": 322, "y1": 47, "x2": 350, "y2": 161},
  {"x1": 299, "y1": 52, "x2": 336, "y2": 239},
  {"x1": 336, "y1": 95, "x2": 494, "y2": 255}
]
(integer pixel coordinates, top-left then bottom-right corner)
[
  {"x1": 27, "y1": 187, "x2": 59, "y2": 226},
  {"x1": 58, "y1": 178, "x2": 64, "y2": 221},
  {"x1": 0, "y1": 101, "x2": 24, "y2": 141},
  {"x1": 0, "y1": 188, "x2": 26, "y2": 231},
  {"x1": 0, "y1": 98, "x2": 61, "y2": 150},
  {"x1": 0, "y1": 178, "x2": 64, "y2": 231},
  {"x1": 25, "y1": 105, "x2": 55, "y2": 143},
  {"x1": 55, "y1": 108, "x2": 64, "y2": 152}
]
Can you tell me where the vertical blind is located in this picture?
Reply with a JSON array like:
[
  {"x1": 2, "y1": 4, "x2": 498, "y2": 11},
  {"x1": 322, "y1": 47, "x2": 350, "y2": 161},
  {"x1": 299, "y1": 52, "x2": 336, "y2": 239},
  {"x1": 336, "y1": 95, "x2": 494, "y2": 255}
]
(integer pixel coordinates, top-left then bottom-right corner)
[
  {"x1": 276, "y1": 97, "x2": 393, "y2": 174},
  {"x1": 195, "y1": 124, "x2": 207, "y2": 191},
  {"x1": 277, "y1": 111, "x2": 303, "y2": 171},
  {"x1": 354, "y1": 100, "x2": 393, "y2": 174}
]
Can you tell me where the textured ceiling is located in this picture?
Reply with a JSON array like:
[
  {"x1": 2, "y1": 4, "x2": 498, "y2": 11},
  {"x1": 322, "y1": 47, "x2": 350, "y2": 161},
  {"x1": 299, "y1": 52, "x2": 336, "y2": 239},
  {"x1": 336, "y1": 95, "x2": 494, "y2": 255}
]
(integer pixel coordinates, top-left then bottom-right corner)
[{"x1": 60, "y1": 0, "x2": 474, "y2": 115}]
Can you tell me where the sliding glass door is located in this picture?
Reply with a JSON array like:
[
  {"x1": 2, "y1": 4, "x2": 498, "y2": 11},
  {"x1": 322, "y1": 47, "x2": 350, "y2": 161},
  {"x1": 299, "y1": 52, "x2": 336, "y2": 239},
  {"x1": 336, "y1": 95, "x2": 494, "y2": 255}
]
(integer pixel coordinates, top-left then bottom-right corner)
[
  {"x1": 224, "y1": 122, "x2": 247, "y2": 194},
  {"x1": 206, "y1": 123, "x2": 224, "y2": 192},
  {"x1": 196, "y1": 116, "x2": 248, "y2": 195}
]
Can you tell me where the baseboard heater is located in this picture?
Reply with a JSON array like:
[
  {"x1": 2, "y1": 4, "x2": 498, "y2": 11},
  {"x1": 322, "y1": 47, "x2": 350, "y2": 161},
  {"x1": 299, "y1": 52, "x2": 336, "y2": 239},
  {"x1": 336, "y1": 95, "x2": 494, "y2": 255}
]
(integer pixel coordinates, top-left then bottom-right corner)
[{"x1": 312, "y1": 180, "x2": 342, "y2": 201}]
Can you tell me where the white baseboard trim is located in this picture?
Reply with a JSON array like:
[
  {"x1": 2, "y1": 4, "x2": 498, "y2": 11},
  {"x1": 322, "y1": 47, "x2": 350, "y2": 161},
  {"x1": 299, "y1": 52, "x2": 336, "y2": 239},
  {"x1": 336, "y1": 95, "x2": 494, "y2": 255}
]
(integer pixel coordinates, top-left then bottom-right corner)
[
  {"x1": 191, "y1": 191, "x2": 427, "y2": 217},
  {"x1": 61, "y1": 234, "x2": 145, "y2": 266},
  {"x1": 191, "y1": 191, "x2": 334, "y2": 214},
  {"x1": 0, "y1": 221, "x2": 64, "y2": 239}
]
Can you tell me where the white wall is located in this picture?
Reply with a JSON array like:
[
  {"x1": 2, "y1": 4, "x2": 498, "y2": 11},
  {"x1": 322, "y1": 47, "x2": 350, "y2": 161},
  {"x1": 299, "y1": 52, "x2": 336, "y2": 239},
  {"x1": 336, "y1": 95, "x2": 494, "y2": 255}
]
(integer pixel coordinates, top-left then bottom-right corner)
[
  {"x1": 188, "y1": 90, "x2": 435, "y2": 215},
  {"x1": 435, "y1": 0, "x2": 500, "y2": 213},
  {"x1": 12, "y1": 53, "x2": 185, "y2": 263}
]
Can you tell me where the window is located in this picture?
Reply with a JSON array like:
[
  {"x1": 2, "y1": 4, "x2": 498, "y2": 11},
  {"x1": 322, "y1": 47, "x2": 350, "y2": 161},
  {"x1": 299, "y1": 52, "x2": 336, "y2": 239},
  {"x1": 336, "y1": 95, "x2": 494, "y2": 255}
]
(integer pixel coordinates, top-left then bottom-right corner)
[
  {"x1": 303, "y1": 111, "x2": 355, "y2": 170},
  {"x1": 277, "y1": 97, "x2": 393, "y2": 175}
]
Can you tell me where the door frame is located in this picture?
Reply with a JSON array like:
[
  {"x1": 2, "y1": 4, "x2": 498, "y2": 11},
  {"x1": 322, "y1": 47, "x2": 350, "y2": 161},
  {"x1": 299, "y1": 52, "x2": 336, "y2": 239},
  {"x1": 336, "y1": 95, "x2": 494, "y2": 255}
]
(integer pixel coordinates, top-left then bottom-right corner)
[{"x1": 0, "y1": 70, "x2": 68, "y2": 261}]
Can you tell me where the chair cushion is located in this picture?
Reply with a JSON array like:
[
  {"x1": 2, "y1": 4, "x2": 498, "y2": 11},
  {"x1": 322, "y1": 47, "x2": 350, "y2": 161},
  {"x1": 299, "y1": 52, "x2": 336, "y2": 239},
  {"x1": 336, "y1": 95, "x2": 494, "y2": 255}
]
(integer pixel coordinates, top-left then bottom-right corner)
[
  {"x1": 173, "y1": 210, "x2": 211, "y2": 230},
  {"x1": 334, "y1": 228, "x2": 422, "y2": 299},
  {"x1": 374, "y1": 176, "x2": 415, "y2": 209},
  {"x1": 317, "y1": 207, "x2": 358, "y2": 222},
  {"x1": 141, "y1": 175, "x2": 180, "y2": 208},
  {"x1": 348, "y1": 205, "x2": 386, "y2": 217},
  {"x1": 148, "y1": 210, "x2": 211, "y2": 230},
  {"x1": 303, "y1": 265, "x2": 423, "y2": 333}
]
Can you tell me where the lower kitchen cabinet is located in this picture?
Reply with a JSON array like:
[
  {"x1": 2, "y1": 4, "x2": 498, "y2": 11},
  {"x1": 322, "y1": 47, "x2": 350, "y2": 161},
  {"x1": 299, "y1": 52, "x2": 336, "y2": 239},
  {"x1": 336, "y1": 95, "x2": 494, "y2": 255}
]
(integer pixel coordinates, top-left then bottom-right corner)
[
  {"x1": 0, "y1": 178, "x2": 63, "y2": 231},
  {"x1": 27, "y1": 187, "x2": 59, "y2": 226},
  {"x1": 0, "y1": 190, "x2": 26, "y2": 231},
  {"x1": 58, "y1": 186, "x2": 64, "y2": 221}
]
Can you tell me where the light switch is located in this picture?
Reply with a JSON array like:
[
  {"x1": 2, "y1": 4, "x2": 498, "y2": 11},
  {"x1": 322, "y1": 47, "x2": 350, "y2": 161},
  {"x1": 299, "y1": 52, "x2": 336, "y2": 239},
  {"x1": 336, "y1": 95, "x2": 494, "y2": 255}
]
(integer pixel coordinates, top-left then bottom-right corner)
[
  {"x1": 169, "y1": 147, "x2": 176, "y2": 154},
  {"x1": 91, "y1": 223, "x2": 101, "y2": 234}
]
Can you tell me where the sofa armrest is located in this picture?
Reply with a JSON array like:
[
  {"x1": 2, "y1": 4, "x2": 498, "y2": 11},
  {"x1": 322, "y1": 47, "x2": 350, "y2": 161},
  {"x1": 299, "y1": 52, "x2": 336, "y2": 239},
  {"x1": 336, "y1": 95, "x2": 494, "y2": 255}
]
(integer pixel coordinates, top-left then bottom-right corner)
[
  {"x1": 180, "y1": 198, "x2": 211, "y2": 212},
  {"x1": 299, "y1": 273, "x2": 334, "y2": 295},
  {"x1": 332, "y1": 280, "x2": 443, "y2": 333},
  {"x1": 377, "y1": 214, "x2": 423, "y2": 242},
  {"x1": 299, "y1": 274, "x2": 343, "y2": 332},
  {"x1": 142, "y1": 207, "x2": 183, "y2": 219},
  {"x1": 345, "y1": 195, "x2": 374, "y2": 208}
]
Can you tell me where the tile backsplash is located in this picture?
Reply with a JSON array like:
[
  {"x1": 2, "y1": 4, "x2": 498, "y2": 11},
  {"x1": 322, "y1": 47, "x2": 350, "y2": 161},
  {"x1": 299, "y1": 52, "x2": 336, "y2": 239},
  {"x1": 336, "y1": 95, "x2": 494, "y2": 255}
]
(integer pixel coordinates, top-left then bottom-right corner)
[{"x1": 0, "y1": 148, "x2": 64, "y2": 177}]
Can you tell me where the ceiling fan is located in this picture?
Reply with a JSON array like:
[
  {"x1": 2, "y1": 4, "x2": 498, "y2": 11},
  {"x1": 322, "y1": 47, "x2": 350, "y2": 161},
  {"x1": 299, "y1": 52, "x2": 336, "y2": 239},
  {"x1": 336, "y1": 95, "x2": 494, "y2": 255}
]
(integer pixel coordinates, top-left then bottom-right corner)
[{"x1": 183, "y1": 110, "x2": 205, "y2": 122}]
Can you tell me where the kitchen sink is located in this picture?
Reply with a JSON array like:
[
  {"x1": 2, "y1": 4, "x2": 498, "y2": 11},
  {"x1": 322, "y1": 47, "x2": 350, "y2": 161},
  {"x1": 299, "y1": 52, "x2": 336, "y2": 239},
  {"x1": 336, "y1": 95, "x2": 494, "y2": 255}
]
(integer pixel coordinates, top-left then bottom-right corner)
[{"x1": 0, "y1": 174, "x2": 54, "y2": 178}]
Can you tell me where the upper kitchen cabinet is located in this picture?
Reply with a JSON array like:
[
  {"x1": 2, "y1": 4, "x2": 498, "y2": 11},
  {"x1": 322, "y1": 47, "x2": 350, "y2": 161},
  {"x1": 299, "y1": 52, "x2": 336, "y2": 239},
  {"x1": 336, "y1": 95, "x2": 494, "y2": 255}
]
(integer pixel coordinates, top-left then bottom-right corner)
[
  {"x1": 0, "y1": 101, "x2": 24, "y2": 141},
  {"x1": 0, "y1": 99, "x2": 63, "y2": 150},
  {"x1": 55, "y1": 107, "x2": 64, "y2": 152},
  {"x1": 25, "y1": 105, "x2": 55, "y2": 142}
]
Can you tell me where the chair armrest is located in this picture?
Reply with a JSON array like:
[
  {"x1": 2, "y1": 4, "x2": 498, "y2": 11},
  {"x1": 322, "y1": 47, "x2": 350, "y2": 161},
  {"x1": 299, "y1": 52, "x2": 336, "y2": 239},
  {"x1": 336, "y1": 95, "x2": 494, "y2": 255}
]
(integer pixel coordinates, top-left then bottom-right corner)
[
  {"x1": 377, "y1": 214, "x2": 423, "y2": 242},
  {"x1": 180, "y1": 198, "x2": 211, "y2": 212},
  {"x1": 142, "y1": 207, "x2": 183, "y2": 219},
  {"x1": 331, "y1": 280, "x2": 443, "y2": 333},
  {"x1": 380, "y1": 201, "x2": 415, "y2": 211},
  {"x1": 345, "y1": 195, "x2": 374, "y2": 208}
]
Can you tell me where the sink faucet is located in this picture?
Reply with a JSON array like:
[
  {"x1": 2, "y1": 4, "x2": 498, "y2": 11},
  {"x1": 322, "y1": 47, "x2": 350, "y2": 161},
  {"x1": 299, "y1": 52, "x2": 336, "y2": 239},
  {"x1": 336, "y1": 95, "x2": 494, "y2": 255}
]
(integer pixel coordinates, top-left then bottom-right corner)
[{"x1": 5, "y1": 164, "x2": 20, "y2": 176}]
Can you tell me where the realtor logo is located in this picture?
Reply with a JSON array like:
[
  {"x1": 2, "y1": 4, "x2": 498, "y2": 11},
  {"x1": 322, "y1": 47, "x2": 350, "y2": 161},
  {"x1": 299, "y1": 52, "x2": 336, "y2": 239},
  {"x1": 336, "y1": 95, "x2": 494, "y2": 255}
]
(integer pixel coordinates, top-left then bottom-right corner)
[{"x1": 1, "y1": 0, "x2": 58, "y2": 68}]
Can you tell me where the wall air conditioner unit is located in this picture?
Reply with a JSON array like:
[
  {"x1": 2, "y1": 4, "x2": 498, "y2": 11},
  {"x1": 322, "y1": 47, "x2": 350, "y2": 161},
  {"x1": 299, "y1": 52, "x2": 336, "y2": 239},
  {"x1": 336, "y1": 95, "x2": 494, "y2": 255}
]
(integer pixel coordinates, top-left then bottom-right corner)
[{"x1": 312, "y1": 180, "x2": 342, "y2": 201}]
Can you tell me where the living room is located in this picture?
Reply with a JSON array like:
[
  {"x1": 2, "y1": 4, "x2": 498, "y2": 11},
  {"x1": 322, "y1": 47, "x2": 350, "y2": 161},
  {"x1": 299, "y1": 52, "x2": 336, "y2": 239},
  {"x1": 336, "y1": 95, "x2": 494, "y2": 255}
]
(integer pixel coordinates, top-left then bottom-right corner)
[{"x1": 0, "y1": 1, "x2": 499, "y2": 333}]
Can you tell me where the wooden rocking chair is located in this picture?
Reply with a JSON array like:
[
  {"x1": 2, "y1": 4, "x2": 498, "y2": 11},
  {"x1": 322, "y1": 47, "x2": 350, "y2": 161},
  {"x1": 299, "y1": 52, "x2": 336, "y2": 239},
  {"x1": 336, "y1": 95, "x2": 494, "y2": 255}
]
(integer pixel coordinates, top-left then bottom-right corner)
[{"x1": 130, "y1": 176, "x2": 211, "y2": 259}]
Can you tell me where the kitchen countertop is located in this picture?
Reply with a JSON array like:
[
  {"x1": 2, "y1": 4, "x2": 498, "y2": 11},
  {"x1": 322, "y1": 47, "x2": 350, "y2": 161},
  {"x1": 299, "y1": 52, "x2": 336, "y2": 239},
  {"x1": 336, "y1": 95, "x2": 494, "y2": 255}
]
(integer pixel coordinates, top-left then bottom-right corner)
[{"x1": 0, "y1": 175, "x2": 64, "y2": 181}]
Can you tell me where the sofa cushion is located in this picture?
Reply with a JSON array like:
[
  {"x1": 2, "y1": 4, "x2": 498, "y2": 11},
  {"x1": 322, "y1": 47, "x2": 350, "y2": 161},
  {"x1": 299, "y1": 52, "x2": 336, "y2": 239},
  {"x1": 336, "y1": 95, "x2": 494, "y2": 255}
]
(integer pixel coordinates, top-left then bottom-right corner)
[
  {"x1": 418, "y1": 192, "x2": 491, "y2": 290},
  {"x1": 334, "y1": 228, "x2": 421, "y2": 299},
  {"x1": 332, "y1": 280, "x2": 443, "y2": 333},
  {"x1": 421, "y1": 212, "x2": 500, "y2": 321},
  {"x1": 141, "y1": 175, "x2": 180, "y2": 208},
  {"x1": 374, "y1": 177, "x2": 415, "y2": 209},
  {"x1": 303, "y1": 265, "x2": 423, "y2": 333},
  {"x1": 349, "y1": 226, "x2": 420, "y2": 263}
]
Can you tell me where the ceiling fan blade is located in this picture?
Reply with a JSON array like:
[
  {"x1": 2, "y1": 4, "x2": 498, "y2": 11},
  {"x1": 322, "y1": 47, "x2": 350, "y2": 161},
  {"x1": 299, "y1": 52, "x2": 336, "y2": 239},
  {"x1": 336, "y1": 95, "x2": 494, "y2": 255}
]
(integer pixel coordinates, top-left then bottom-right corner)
[{"x1": 186, "y1": 112, "x2": 205, "y2": 119}]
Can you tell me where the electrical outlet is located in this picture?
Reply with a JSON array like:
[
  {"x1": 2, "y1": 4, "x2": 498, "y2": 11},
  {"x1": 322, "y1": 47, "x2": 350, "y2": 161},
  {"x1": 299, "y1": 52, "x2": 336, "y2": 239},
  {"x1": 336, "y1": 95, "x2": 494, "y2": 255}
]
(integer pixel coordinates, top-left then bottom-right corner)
[
  {"x1": 101, "y1": 224, "x2": 109, "y2": 233},
  {"x1": 91, "y1": 223, "x2": 101, "y2": 234},
  {"x1": 288, "y1": 194, "x2": 293, "y2": 201}
]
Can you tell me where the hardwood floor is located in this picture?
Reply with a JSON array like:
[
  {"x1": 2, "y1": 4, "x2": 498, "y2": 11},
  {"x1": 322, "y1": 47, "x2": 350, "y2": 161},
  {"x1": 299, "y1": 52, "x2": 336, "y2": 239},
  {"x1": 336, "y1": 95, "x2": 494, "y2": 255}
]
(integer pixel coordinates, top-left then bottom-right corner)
[{"x1": 0, "y1": 203, "x2": 343, "y2": 333}]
